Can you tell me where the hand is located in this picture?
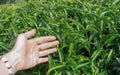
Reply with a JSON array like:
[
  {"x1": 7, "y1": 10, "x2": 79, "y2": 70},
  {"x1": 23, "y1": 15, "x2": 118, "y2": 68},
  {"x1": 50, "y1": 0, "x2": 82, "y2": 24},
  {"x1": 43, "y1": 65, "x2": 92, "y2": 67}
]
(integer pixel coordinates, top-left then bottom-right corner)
[{"x1": 3, "y1": 29, "x2": 59, "y2": 73}]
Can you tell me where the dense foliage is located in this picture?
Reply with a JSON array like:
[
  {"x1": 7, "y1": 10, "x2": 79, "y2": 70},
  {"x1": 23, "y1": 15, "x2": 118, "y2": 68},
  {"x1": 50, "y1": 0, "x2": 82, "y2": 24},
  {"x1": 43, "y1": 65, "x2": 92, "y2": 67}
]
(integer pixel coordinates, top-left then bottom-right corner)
[
  {"x1": 0, "y1": 0, "x2": 29, "y2": 4},
  {"x1": 0, "y1": 0, "x2": 120, "y2": 75}
]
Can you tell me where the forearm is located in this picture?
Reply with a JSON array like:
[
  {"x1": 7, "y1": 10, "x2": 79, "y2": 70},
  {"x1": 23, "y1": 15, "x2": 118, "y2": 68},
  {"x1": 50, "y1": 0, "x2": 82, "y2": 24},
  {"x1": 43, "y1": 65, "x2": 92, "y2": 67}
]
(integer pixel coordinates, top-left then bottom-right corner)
[{"x1": 0, "y1": 51, "x2": 20, "y2": 75}]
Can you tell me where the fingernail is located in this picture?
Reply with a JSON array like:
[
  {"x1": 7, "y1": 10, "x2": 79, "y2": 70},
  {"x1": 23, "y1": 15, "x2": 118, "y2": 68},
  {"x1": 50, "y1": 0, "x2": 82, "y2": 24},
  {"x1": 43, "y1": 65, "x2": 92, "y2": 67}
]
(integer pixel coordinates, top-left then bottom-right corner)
[
  {"x1": 56, "y1": 41, "x2": 59, "y2": 44},
  {"x1": 51, "y1": 36, "x2": 56, "y2": 39},
  {"x1": 54, "y1": 48, "x2": 57, "y2": 51}
]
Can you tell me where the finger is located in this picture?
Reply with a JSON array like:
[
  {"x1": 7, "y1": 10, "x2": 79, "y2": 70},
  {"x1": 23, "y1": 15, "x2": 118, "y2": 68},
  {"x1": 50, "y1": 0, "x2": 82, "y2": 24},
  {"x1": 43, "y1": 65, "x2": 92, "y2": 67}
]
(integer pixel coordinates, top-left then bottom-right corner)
[
  {"x1": 39, "y1": 48, "x2": 57, "y2": 57},
  {"x1": 38, "y1": 41, "x2": 59, "y2": 50},
  {"x1": 35, "y1": 36, "x2": 56, "y2": 44},
  {"x1": 38, "y1": 57, "x2": 49, "y2": 64},
  {"x1": 24, "y1": 29, "x2": 36, "y2": 39}
]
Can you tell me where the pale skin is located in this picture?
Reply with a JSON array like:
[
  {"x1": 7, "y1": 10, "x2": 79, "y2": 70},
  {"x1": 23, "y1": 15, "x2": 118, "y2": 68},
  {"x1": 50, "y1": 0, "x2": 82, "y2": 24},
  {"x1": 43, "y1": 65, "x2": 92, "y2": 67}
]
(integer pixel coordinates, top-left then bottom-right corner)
[{"x1": 0, "y1": 29, "x2": 59, "y2": 75}]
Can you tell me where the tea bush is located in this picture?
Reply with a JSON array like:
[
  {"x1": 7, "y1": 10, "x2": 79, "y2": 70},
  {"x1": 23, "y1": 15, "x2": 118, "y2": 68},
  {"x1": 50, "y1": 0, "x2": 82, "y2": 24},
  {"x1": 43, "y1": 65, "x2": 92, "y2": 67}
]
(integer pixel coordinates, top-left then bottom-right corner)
[{"x1": 0, "y1": 0, "x2": 120, "y2": 75}]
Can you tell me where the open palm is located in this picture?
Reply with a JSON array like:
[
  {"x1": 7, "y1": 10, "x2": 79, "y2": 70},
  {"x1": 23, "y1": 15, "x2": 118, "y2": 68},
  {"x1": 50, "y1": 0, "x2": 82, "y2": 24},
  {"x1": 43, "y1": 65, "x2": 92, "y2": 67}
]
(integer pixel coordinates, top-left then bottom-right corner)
[{"x1": 12, "y1": 29, "x2": 59, "y2": 70}]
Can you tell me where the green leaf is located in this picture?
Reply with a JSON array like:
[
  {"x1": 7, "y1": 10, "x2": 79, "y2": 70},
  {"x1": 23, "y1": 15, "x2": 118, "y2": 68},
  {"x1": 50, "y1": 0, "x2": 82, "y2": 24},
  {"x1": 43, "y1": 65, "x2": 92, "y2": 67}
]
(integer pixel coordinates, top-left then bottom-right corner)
[{"x1": 47, "y1": 63, "x2": 65, "y2": 75}]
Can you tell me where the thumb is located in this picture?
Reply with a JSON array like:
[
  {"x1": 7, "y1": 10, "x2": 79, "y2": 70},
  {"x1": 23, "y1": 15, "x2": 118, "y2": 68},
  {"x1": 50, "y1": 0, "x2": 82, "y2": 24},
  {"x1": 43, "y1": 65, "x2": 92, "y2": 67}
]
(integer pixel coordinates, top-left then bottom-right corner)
[{"x1": 24, "y1": 29, "x2": 36, "y2": 39}]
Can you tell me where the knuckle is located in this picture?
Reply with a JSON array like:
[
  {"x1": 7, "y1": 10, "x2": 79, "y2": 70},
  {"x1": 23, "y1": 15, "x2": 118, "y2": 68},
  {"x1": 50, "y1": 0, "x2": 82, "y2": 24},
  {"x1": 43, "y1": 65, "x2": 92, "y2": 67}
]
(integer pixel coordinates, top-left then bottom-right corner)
[{"x1": 39, "y1": 46, "x2": 43, "y2": 50}]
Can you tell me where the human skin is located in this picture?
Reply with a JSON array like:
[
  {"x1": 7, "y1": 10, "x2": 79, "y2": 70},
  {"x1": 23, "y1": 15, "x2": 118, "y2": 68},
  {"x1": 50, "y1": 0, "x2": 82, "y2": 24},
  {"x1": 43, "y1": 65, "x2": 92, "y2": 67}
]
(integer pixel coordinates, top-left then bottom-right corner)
[{"x1": 0, "y1": 29, "x2": 59, "y2": 75}]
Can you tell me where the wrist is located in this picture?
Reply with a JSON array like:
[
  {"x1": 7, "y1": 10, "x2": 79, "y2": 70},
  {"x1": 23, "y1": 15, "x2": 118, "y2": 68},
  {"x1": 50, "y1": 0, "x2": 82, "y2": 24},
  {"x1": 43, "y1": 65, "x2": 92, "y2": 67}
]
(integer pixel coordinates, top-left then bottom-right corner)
[{"x1": 3, "y1": 50, "x2": 21, "y2": 74}]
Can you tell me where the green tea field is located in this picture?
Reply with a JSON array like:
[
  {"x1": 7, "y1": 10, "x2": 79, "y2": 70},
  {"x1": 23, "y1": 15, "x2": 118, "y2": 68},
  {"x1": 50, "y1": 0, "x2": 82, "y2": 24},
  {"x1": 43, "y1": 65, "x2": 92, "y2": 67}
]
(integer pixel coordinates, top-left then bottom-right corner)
[{"x1": 0, "y1": 0, "x2": 120, "y2": 75}]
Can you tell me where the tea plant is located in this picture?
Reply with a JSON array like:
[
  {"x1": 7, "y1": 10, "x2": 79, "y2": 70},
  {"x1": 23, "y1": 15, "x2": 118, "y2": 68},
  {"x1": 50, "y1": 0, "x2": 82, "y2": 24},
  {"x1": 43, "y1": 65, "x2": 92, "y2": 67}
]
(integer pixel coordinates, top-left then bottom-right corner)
[{"x1": 0, "y1": 0, "x2": 120, "y2": 75}]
